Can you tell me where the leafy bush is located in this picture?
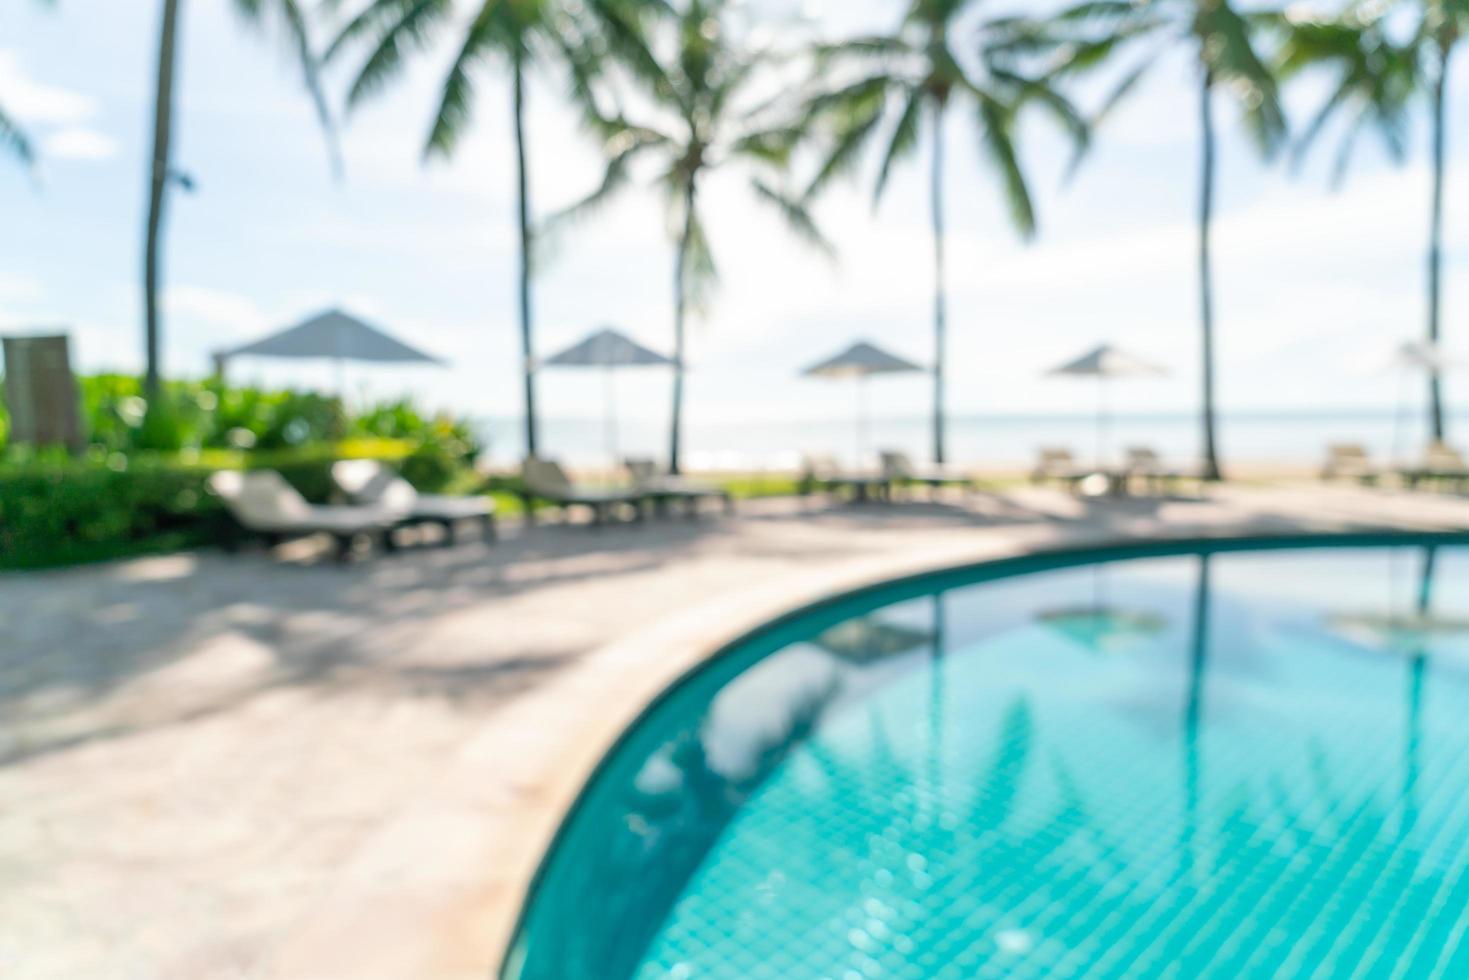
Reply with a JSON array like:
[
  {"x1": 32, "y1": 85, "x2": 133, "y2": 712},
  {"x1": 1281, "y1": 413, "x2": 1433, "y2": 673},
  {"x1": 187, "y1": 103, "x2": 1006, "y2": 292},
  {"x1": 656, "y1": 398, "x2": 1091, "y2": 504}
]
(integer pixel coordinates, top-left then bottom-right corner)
[
  {"x1": 0, "y1": 455, "x2": 227, "y2": 568},
  {"x1": 0, "y1": 373, "x2": 486, "y2": 568},
  {"x1": 0, "y1": 439, "x2": 459, "y2": 569}
]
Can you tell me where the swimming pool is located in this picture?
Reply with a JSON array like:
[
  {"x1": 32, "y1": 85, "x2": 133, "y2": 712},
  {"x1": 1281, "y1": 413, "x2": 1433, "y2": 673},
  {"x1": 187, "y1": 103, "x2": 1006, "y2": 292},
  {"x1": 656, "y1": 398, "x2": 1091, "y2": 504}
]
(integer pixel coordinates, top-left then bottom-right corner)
[{"x1": 505, "y1": 537, "x2": 1469, "y2": 979}]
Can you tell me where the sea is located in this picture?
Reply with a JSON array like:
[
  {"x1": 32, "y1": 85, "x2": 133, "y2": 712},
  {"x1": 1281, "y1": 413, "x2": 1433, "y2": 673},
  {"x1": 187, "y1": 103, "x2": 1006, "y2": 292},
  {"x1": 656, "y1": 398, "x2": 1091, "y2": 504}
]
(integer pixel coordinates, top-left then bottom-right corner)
[{"x1": 477, "y1": 408, "x2": 1469, "y2": 472}]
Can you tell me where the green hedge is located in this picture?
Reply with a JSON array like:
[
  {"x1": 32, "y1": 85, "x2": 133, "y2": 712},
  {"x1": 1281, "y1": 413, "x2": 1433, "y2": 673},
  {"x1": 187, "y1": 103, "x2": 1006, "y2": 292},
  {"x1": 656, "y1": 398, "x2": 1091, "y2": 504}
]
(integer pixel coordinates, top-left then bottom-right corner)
[
  {"x1": 0, "y1": 374, "x2": 485, "y2": 461},
  {"x1": 0, "y1": 439, "x2": 465, "y2": 570}
]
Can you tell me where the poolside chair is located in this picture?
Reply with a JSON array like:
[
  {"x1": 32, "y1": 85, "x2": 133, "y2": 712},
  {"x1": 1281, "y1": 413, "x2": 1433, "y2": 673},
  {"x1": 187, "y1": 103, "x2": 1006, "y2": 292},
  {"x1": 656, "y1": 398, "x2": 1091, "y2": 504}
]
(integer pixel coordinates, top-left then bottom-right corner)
[
  {"x1": 1121, "y1": 447, "x2": 1208, "y2": 495},
  {"x1": 799, "y1": 454, "x2": 842, "y2": 496},
  {"x1": 520, "y1": 457, "x2": 648, "y2": 526},
  {"x1": 624, "y1": 458, "x2": 734, "y2": 517},
  {"x1": 1402, "y1": 442, "x2": 1469, "y2": 492},
  {"x1": 1030, "y1": 447, "x2": 1090, "y2": 491},
  {"x1": 207, "y1": 470, "x2": 404, "y2": 561},
  {"x1": 800, "y1": 453, "x2": 892, "y2": 503},
  {"x1": 331, "y1": 459, "x2": 496, "y2": 545},
  {"x1": 1320, "y1": 443, "x2": 1382, "y2": 485},
  {"x1": 879, "y1": 451, "x2": 977, "y2": 499}
]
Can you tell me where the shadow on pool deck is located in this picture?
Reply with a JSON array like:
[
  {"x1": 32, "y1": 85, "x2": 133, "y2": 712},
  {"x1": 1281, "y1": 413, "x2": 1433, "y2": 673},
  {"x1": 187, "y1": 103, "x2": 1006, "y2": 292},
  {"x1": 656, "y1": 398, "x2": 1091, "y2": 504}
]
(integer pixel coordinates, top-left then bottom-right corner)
[{"x1": 0, "y1": 484, "x2": 1412, "y2": 760}]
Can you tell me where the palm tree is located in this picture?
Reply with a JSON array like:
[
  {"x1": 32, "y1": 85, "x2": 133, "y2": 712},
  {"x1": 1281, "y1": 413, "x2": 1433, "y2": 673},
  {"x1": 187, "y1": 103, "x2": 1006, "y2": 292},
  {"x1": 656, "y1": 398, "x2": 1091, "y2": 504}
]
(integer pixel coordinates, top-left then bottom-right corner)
[
  {"x1": 142, "y1": 0, "x2": 336, "y2": 398},
  {"x1": 552, "y1": 0, "x2": 830, "y2": 473},
  {"x1": 1276, "y1": 4, "x2": 1455, "y2": 443},
  {"x1": 327, "y1": 0, "x2": 656, "y2": 461},
  {"x1": 1009, "y1": 0, "x2": 1287, "y2": 480},
  {"x1": 797, "y1": 0, "x2": 1089, "y2": 466}
]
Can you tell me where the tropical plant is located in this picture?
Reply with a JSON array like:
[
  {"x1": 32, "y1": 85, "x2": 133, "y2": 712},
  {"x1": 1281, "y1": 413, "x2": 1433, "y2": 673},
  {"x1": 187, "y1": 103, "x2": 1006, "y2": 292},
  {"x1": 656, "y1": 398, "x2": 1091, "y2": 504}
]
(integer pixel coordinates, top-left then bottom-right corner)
[
  {"x1": 1275, "y1": 2, "x2": 1458, "y2": 443},
  {"x1": 552, "y1": 0, "x2": 831, "y2": 473},
  {"x1": 326, "y1": 0, "x2": 659, "y2": 463},
  {"x1": 1003, "y1": 0, "x2": 1288, "y2": 480},
  {"x1": 142, "y1": 0, "x2": 336, "y2": 397},
  {"x1": 796, "y1": 0, "x2": 1090, "y2": 465}
]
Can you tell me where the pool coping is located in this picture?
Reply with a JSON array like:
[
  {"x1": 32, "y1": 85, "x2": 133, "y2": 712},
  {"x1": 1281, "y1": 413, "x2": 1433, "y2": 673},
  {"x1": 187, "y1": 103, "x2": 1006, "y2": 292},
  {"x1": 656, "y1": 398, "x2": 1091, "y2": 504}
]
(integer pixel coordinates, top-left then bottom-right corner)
[{"x1": 269, "y1": 526, "x2": 1469, "y2": 979}]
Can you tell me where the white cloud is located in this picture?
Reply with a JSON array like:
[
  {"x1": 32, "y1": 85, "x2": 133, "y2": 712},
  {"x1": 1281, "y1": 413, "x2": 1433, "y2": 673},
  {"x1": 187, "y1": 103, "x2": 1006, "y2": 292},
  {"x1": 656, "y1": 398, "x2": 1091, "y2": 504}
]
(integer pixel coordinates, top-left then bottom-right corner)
[
  {"x1": 41, "y1": 126, "x2": 117, "y2": 162},
  {"x1": 165, "y1": 285, "x2": 272, "y2": 336},
  {"x1": 0, "y1": 50, "x2": 97, "y2": 125}
]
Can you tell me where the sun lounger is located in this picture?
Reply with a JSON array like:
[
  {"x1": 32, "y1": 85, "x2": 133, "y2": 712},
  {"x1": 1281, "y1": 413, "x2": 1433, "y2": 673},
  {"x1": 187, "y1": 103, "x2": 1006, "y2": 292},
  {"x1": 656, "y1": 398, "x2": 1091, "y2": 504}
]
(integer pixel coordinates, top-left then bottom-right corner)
[
  {"x1": 521, "y1": 457, "x2": 648, "y2": 525},
  {"x1": 879, "y1": 451, "x2": 976, "y2": 498},
  {"x1": 624, "y1": 458, "x2": 734, "y2": 516},
  {"x1": 1122, "y1": 446, "x2": 1208, "y2": 495},
  {"x1": 1320, "y1": 443, "x2": 1383, "y2": 485},
  {"x1": 332, "y1": 459, "x2": 496, "y2": 544},
  {"x1": 801, "y1": 453, "x2": 893, "y2": 502},
  {"x1": 1030, "y1": 447, "x2": 1091, "y2": 490},
  {"x1": 1401, "y1": 442, "x2": 1469, "y2": 492},
  {"x1": 207, "y1": 470, "x2": 404, "y2": 560}
]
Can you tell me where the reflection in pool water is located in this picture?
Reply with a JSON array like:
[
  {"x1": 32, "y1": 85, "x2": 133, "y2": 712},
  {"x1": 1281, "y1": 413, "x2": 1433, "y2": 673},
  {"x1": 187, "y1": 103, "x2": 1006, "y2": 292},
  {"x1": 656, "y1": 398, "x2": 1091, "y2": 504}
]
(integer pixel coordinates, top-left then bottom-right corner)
[{"x1": 505, "y1": 541, "x2": 1469, "y2": 979}]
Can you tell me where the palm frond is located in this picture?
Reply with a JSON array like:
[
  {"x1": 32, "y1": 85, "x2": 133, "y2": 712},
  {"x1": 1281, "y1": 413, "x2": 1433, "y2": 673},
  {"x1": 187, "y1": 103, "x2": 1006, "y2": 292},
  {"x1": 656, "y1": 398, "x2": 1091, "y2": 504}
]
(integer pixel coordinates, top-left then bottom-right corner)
[
  {"x1": 989, "y1": 67, "x2": 1090, "y2": 178},
  {"x1": 340, "y1": 0, "x2": 455, "y2": 111},
  {"x1": 1278, "y1": 11, "x2": 1416, "y2": 180},
  {"x1": 729, "y1": 124, "x2": 804, "y2": 168},
  {"x1": 749, "y1": 177, "x2": 835, "y2": 258},
  {"x1": 1198, "y1": 1, "x2": 1288, "y2": 157},
  {"x1": 547, "y1": 125, "x2": 672, "y2": 230},
  {"x1": 975, "y1": 93, "x2": 1036, "y2": 237},
  {"x1": 801, "y1": 76, "x2": 893, "y2": 198},
  {"x1": 424, "y1": 3, "x2": 504, "y2": 159},
  {"x1": 872, "y1": 85, "x2": 924, "y2": 205},
  {"x1": 0, "y1": 102, "x2": 35, "y2": 170}
]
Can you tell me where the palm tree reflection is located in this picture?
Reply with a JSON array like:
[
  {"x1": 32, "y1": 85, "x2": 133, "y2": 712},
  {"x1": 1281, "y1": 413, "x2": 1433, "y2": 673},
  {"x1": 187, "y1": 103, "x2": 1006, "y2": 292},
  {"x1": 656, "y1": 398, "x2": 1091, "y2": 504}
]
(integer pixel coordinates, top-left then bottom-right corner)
[{"x1": 1181, "y1": 555, "x2": 1211, "y2": 880}]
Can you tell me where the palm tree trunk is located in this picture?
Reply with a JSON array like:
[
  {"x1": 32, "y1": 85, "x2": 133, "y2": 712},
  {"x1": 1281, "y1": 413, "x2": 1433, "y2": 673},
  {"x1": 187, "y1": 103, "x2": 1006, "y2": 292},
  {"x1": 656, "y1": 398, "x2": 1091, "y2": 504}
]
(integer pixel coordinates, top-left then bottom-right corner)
[
  {"x1": 670, "y1": 179, "x2": 695, "y2": 475},
  {"x1": 143, "y1": 0, "x2": 181, "y2": 399},
  {"x1": 1428, "y1": 47, "x2": 1450, "y2": 444},
  {"x1": 1198, "y1": 68, "x2": 1222, "y2": 481},
  {"x1": 513, "y1": 48, "x2": 539, "y2": 459},
  {"x1": 930, "y1": 102, "x2": 948, "y2": 466}
]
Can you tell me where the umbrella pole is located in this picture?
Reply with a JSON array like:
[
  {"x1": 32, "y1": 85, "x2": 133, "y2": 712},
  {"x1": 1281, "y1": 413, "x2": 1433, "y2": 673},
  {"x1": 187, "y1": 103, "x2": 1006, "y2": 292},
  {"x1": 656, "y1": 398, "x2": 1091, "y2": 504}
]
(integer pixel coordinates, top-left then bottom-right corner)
[
  {"x1": 1392, "y1": 368, "x2": 1409, "y2": 468},
  {"x1": 1096, "y1": 376, "x2": 1111, "y2": 472}
]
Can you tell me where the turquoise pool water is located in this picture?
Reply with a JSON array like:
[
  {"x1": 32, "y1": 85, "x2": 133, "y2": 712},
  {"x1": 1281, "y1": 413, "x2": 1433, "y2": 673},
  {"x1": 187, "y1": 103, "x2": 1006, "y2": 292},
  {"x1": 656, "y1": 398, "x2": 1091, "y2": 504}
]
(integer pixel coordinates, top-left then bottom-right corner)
[{"x1": 506, "y1": 538, "x2": 1469, "y2": 979}]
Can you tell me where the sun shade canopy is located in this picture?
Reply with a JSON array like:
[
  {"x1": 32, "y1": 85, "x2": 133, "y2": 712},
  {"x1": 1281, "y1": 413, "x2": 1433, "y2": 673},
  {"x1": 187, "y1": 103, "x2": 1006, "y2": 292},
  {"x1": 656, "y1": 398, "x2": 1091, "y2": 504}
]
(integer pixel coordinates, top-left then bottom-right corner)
[
  {"x1": 1046, "y1": 344, "x2": 1167, "y2": 379},
  {"x1": 802, "y1": 341, "x2": 924, "y2": 379},
  {"x1": 543, "y1": 328, "x2": 675, "y2": 368},
  {"x1": 223, "y1": 309, "x2": 443, "y2": 365}
]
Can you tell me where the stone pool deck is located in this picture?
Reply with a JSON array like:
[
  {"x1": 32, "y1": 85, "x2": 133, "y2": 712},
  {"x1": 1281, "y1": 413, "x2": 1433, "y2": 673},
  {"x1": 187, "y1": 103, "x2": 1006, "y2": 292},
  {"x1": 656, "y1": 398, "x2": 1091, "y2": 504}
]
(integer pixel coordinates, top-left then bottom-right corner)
[{"x1": 5, "y1": 483, "x2": 1469, "y2": 979}]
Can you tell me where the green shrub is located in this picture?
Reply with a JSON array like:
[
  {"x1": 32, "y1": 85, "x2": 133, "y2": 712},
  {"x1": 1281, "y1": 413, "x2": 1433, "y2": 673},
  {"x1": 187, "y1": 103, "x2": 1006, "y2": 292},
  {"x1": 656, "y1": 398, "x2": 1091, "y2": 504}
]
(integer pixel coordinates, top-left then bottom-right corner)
[
  {"x1": 0, "y1": 456, "x2": 226, "y2": 569},
  {"x1": 398, "y1": 444, "x2": 459, "y2": 493},
  {"x1": 0, "y1": 439, "x2": 439, "y2": 569}
]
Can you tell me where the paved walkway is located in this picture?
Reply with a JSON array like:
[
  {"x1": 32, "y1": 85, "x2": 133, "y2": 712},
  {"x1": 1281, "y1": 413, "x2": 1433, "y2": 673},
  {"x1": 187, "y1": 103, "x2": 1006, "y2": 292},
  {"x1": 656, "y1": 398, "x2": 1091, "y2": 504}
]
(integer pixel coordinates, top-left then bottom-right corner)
[{"x1": 4, "y1": 485, "x2": 1468, "y2": 979}]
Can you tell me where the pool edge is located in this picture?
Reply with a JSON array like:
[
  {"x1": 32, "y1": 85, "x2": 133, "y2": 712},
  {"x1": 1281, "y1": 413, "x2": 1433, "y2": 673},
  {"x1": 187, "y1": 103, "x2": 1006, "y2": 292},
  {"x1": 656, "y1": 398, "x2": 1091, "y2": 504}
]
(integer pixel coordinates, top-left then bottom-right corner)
[{"x1": 268, "y1": 526, "x2": 1469, "y2": 980}]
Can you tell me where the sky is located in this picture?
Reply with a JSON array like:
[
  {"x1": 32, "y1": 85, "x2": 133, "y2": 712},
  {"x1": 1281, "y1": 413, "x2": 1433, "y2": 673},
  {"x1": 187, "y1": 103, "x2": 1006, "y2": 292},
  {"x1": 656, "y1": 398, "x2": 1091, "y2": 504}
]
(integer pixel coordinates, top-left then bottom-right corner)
[{"x1": 0, "y1": 0, "x2": 1465, "y2": 448}]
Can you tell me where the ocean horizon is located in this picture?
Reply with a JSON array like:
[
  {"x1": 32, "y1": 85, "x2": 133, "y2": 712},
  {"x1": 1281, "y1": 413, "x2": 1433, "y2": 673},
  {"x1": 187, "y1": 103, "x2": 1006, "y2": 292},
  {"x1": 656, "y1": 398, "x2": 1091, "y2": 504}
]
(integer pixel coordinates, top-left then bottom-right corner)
[{"x1": 477, "y1": 406, "x2": 1469, "y2": 470}]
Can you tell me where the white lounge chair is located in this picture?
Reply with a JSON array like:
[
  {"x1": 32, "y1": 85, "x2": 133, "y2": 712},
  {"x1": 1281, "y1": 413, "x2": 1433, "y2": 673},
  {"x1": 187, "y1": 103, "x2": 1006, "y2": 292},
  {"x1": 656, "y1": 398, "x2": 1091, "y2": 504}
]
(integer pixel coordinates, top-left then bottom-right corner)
[
  {"x1": 879, "y1": 450, "x2": 976, "y2": 498},
  {"x1": 1320, "y1": 443, "x2": 1382, "y2": 484},
  {"x1": 1402, "y1": 442, "x2": 1469, "y2": 491},
  {"x1": 1030, "y1": 447, "x2": 1090, "y2": 490},
  {"x1": 520, "y1": 457, "x2": 648, "y2": 525},
  {"x1": 624, "y1": 458, "x2": 733, "y2": 516},
  {"x1": 331, "y1": 459, "x2": 496, "y2": 544},
  {"x1": 1121, "y1": 446, "x2": 1208, "y2": 495},
  {"x1": 800, "y1": 453, "x2": 892, "y2": 502},
  {"x1": 207, "y1": 470, "x2": 405, "y2": 560}
]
